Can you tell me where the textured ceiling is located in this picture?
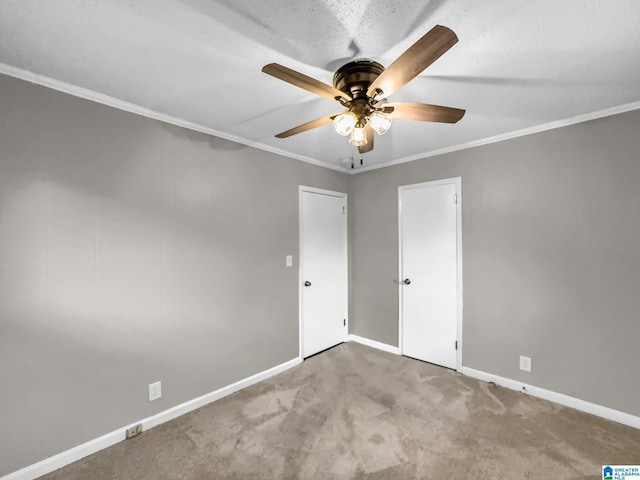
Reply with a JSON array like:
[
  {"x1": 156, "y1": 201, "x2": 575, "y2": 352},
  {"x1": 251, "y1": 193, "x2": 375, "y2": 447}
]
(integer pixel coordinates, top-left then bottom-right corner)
[{"x1": 1, "y1": 0, "x2": 639, "y2": 171}]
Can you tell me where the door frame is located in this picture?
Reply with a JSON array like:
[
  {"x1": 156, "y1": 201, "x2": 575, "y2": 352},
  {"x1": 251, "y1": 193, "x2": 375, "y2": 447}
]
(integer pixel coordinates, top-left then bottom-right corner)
[
  {"x1": 398, "y1": 177, "x2": 463, "y2": 371},
  {"x1": 298, "y1": 185, "x2": 349, "y2": 359}
]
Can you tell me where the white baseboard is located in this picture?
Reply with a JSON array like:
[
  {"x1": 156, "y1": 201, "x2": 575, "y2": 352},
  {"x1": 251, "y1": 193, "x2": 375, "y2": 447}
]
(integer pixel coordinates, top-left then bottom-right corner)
[
  {"x1": 347, "y1": 335, "x2": 639, "y2": 431},
  {"x1": 7, "y1": 350, "x2": 638, "y2": 479},
  {"x1": 461, "y1": 367, "x2": 640, "y2": 430},
  {"x1": 2, "y1": 357, "x2": 302, "y2": 480},
  {"x1": 348, "y1": 334, "x2": 401, "y2": 355}
]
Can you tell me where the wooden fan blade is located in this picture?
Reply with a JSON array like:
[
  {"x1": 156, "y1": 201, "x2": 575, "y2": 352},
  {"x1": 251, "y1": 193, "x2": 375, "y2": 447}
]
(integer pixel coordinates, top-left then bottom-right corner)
[
  {"x1": 275, "y1": 114, "x2": 339, "y2": 138},
  {"x1": 262, "y1": 63, "x2": 352, "y2": 102},
  {"x1": 386, "y1": 102, "x2": 465, "y2": 123},
  {"x1": 358, "y1": 124, "x2": 374, "y2": 153},
  {"x1": 367, "y1": 25, "x2": 458, "y2": 99}
]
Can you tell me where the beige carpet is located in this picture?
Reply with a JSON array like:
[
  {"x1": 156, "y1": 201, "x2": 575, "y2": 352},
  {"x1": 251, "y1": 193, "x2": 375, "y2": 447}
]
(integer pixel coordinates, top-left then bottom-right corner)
[{"x1": 42, "y1": 342, "x2": 640, "y2": 479}]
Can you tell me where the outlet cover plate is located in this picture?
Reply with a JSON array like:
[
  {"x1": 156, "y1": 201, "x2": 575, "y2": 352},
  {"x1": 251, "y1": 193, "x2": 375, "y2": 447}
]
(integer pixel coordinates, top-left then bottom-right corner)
[
  {"x1": 149, "y1": 381, "x2": 162, "y2": 401},
  {"x1": 126, "y1": 424, "x2": 143, "y2": 439},
  {"x1": 520, "y1": 356, "x2": 532, "y2": 372}
]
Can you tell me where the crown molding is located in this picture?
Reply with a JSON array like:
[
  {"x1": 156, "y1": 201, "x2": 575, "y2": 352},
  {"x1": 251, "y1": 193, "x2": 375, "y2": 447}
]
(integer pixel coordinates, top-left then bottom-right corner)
[
  {"x1": 0, "y1": 63, "x2": 350, "y2": 174},
  {"x1": 3, "y1": 62, "x2": 639, "y2": 176},
  {"x1": 352, "y1": 100, "x2": 640, "y2": 174}
]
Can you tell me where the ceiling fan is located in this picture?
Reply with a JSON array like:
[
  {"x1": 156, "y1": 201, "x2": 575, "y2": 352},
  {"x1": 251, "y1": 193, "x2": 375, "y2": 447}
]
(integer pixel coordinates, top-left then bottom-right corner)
[{"x1": 262, "y1": 25, "x2": 466, "y2": 154}]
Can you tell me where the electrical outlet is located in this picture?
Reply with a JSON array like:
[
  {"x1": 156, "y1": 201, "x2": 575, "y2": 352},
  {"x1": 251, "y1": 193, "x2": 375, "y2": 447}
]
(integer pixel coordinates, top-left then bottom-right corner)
[
  {"x1": 126, "y1": 424, "x2": 143, "y2": 439},
  {"x1": 285, "y1": 255, "x2": 293, "y2": 267},
  {"x1": 149, "y1": 381, "x2": 162, "y2": 401},
  {"x1": 520, "y1": 356, "x2": 532, "y2": 372}
]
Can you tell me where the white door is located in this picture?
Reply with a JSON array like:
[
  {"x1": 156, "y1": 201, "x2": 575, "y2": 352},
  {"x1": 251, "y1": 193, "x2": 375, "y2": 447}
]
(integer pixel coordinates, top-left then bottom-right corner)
[
  {"x1": 300, "y1": 187, "x2": 348, "y2": 358},
  {"x1": 399, "y1": 178, "x2": 461, "y2": 370}
]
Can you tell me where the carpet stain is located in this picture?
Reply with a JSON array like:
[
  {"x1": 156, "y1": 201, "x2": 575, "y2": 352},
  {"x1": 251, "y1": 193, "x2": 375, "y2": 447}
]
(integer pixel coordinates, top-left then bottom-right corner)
[{"x1": 40, "y1": 342, "x2": 640, "y2": 480}]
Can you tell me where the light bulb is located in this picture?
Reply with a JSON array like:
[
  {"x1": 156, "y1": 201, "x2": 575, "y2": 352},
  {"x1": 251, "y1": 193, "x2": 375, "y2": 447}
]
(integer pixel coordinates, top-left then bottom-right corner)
[
  {"x1": 333, "y1": 111, "x2": 357, "y2": 136},
  {"x1": 368, "y1": 111, "x2": 393, "y2": 135},
  {"x1": 349, "y1": 127, "x2": 367, "y2": 146}
]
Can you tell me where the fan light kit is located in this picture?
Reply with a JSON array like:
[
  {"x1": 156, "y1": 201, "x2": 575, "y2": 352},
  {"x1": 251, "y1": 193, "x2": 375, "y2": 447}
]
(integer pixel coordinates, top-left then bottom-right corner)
[{"x1": 262, "y1": 25, "x2": 466, "y2": 154}]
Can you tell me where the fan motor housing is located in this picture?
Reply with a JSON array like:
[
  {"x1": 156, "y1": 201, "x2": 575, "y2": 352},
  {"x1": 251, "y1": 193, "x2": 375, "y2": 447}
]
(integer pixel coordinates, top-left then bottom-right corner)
[{"x1": 333, "y1": 60, "x2": 384, "y2": 99}]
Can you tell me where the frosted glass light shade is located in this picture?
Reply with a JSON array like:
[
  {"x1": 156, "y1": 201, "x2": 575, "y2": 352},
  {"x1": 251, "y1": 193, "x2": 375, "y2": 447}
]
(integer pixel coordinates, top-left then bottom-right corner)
[
  {"x1": 333, "y1": 111, "x2": 357, "y2": 136},
  {"x1": 368, "y1": 111, "x2": 393, "y2": 135},
  {"x1": 349, "y1": 127, "x2": 367, "y2": 146}
]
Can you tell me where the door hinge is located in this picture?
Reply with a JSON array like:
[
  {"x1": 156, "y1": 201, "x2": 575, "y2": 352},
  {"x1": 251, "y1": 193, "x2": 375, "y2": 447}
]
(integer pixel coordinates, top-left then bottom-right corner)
[
  {"x1": 343, "y1": 319, "x2": 346, "y2": 326},
  {"x1": 455, "y1": 340, "x2": 458, "y2": 350},
  {"x1": 454, "y1": 194, "x2": 458, "y2": 204},
  {"x1": 342, "y1": 206, "x2": 346, "y2": 214}
]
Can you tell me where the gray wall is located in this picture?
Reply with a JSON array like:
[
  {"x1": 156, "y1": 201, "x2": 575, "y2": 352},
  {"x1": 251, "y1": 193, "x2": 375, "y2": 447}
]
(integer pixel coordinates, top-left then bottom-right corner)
[
  {"x1": 350, "y1": 108, "x2": 640, "y2": 418},
  {"x1": 3, "y1": 69, "x2": 640, "y2": 476},
  {"x1": 0, "y1": 73, "x2": 349, "y2": 475}
]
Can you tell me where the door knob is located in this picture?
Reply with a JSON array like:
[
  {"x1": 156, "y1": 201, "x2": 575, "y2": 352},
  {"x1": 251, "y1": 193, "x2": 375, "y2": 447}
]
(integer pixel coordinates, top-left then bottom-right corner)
[
  {"x1": 403, "y1": 278, "x2": 411, "y2": 285},
  {"x1": 304, "y1": 281, "x2": 312, "y2": 287}
]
